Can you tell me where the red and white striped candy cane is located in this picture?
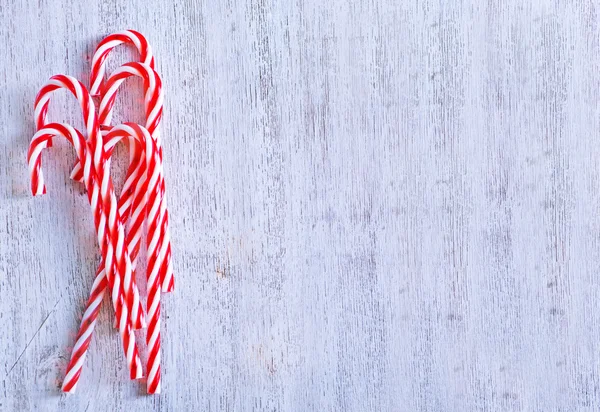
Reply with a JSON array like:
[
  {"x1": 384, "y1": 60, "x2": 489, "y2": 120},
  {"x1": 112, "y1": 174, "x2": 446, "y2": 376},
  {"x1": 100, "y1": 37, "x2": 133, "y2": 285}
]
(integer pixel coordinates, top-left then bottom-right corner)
[
  {"x1": 89, "y1": 29, "x2": 155, "y2": 96},
  {"x1": 88, "y1": 29, "x2": 154, "y2": 193},
  {"x1": 61, "y1": 129, "x2": 149, "y2": 392},
  {"x1": 98, "y1": 62, "x2": 174, "y2": 293},
  {"x1": 105, "y1": 123, "x2": 164, "y2": 393},
  {"x1": 34, "y1": 75, "x2": 146, "y2": 329},
  {"x1": 27, "y1": 123, "x2": 144, "y2": 391}
]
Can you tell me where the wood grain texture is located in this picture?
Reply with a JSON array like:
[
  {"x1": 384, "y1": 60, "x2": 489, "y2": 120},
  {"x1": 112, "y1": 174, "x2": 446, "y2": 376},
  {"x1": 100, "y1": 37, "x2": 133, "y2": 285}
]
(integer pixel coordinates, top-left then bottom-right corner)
[{"x1": 1, "y1": 0, "x2": 600, "y2": 410}]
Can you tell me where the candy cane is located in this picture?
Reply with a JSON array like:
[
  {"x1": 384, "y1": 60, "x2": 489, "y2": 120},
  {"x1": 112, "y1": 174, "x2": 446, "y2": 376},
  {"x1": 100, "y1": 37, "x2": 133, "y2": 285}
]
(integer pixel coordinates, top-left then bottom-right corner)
[
  {"x1": 87, "y1": 29, "x2": 154, "y2": 195},
  {"x1": 104, "y1": 123, "x2": 164, "y2": 393},
  {"x1": 27, "y1": 123, "x2": 144, "y2": 391},
  {"x1": 89, "y1": 29, "x2": 155, "y2": 97},
  {"x1": 63, "y1": 128, "x2": 147, "y2": 392},
  {"x1": 62, "y1": 131, "x2": 149, "y2": 392},
  {"x1": 98, "y1": 62, "x2": 174, "y2": 293},
  {"x1": 62, "y1": 123, "x2": 165, "y2": 393},
  {"x1": 34, "y1": 75, "x2": 145, "y2": 329}
]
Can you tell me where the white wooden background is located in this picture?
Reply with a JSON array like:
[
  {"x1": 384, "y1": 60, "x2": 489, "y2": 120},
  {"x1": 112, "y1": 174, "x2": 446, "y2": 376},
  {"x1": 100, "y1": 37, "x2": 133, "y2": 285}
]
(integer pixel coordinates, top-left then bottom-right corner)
[{"x1": 1, "y1": 1, "x2": 600, "y2": 411}]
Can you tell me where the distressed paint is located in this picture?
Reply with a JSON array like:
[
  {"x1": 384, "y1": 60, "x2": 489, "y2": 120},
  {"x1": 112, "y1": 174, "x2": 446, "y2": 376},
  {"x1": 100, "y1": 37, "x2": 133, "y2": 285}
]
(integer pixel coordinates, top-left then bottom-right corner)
[{"x1": 1, "y1": 1, "x2": 600, "y2": 411}]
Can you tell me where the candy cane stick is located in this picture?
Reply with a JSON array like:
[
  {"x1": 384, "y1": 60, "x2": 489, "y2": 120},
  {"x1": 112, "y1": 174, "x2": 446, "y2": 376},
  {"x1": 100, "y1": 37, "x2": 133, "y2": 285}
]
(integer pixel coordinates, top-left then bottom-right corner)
[
  {"x1": 104, "y1": 123, "x2": 164, "y2": 394},
  {"x1": 64, "y1": 124, "x2": 162, "y2": 392},
  {"x1": 34, "y1": 76, "x2": 145, "y2": 329},
  {"x1": 62, "y1": 130, "x2": 149, "y2": 392},
  {"x1": 27, "y1": 123, "x2": 144, "y2": 391},
  {"x1": 98, "y1": 62, "x2": 174, "y2": 293}
]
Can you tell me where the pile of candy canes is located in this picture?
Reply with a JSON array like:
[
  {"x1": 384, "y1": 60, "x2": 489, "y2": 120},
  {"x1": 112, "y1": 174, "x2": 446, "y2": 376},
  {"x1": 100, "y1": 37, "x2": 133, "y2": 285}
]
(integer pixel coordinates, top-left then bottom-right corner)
[{"x1": 27, "y1": 30, "x2": 173, "y2": 394}]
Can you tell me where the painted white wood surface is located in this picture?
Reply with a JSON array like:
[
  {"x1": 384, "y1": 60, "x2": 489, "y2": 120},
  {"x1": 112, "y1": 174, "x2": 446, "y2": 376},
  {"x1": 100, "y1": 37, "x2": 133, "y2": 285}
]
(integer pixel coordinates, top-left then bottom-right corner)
[{"x1": 1, "y1": 1, "x2": 600, "y2": 411}]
